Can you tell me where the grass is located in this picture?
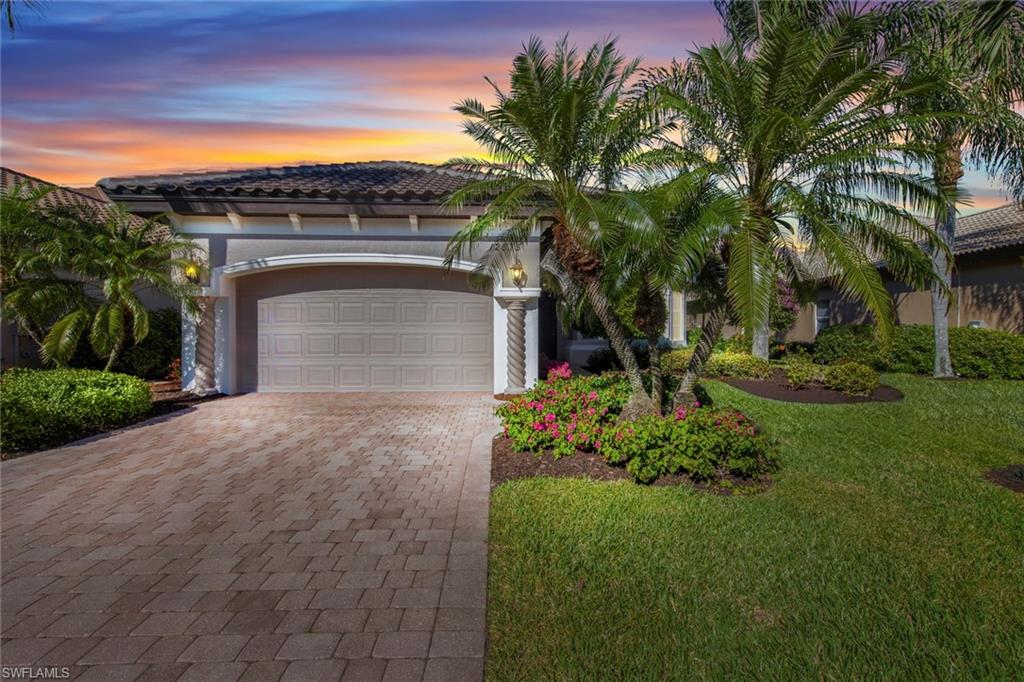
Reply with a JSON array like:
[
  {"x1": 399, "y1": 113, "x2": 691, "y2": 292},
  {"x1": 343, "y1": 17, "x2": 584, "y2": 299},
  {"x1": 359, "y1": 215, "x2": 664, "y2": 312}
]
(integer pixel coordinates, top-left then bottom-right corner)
[{"x1": 487, "y1": 375, "x2": 1024, "y2": 680}]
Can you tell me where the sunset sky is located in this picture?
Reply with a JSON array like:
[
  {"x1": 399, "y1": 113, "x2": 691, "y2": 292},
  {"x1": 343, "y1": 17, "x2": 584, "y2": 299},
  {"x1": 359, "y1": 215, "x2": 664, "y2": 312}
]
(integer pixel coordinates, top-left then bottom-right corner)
[{"x1": 0, "y1": 0, "x2": 1008, "y2": 211}]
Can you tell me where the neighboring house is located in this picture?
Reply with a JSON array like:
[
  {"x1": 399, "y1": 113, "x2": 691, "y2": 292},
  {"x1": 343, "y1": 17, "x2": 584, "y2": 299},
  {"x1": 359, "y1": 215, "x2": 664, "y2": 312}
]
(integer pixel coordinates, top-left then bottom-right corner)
[
  {"x1": 98, "y1": 161, "x2": 543, "y2": 395},
  {"x1": 0, "y1": 167, "x2": 171, "y2": 368},
  {"x1": 786, "y1": 203, "x2": 1024, "y2": 341}
]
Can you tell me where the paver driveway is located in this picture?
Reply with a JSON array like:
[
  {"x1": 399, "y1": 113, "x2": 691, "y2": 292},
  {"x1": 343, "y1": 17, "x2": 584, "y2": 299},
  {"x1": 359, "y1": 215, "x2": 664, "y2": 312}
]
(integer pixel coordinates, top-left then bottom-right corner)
[{"x1": 1, "y1": 392, "x2": 498, "y2": 682}]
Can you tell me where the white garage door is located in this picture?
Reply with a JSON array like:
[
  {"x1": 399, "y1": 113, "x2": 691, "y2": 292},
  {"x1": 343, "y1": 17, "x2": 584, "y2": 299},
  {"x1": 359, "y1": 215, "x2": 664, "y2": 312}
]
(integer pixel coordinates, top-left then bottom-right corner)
[{"x1": 257, "y1": 289, "x2": 492, "y2": 392}]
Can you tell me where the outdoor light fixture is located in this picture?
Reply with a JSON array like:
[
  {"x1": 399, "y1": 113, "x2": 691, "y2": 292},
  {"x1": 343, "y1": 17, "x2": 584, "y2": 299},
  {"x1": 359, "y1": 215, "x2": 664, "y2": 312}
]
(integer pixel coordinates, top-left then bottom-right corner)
[
  {"x1": 184, "y1": 263, "x2": 201, "y2": 284},
  {"x1": 510, "y1": 260, "x2": 528, "y2": 289}
]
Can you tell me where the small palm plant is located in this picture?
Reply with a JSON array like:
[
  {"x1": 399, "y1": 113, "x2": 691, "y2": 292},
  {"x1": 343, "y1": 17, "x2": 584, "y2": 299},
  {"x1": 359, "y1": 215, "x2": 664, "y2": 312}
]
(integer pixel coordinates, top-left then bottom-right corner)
[
  {"x1": 443, "y1": 36, "x2": 674, "y2": 417},
  {"x1": 655, "y1": 4, "x2": 949, "y2": 400},
  {"x1": 42, "y1": 204, "x2": 202, "y2": 370}
]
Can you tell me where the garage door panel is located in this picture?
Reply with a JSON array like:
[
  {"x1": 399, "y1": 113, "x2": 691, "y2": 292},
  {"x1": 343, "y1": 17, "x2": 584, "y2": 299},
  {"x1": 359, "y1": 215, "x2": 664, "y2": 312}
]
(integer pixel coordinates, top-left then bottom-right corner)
[
  {"x1": 304, "y1": 334, "x2": 336, "y2": 355},
  {"x1": 305, "y1": 301, "x2": 336, "y2": 324},
  {"x1": 257, "y1": 289, "x2": 492, "y2": 391},
  {"x1": 338, "y1": 334, "x2": 366, "y2": 355}
]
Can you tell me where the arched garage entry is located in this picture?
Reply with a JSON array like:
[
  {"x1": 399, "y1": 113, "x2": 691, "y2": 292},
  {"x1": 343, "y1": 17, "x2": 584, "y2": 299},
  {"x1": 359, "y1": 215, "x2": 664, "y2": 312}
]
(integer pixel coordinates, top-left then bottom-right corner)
[{"x1": 228, "y1": 260, "x2": 493, "y2": 392}]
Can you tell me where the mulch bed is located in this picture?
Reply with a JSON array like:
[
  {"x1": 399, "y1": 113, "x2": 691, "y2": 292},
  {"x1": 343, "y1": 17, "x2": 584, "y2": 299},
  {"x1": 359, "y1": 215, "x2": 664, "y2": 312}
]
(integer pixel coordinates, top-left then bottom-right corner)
[
  {"x1": 723, "y1": 369, "x2": 903, "y2": 404},
  {"x1": 491, "y1": 435, "x2": 771, "y2": 494},
  {"x1": 985, "y1": 465, "x2": 1024, "y2": 494},
  {"x1": 148, "y1": 380, "x2": 222, "y2": 417}
]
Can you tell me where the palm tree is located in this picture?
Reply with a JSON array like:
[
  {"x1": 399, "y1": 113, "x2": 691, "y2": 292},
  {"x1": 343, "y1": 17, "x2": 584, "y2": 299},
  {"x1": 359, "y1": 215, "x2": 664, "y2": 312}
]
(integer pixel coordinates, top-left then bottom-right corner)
[
  {"x1": 882, "y1": 0, "x2": 1024, "y2": 377},
  {"x1": 1, "y1": 0, "x2": 45, "y2": 32},
  {"x1": 655, "y1": 3, "x2": 948, "y2": 401},
  {"x1": 602, "y1": 171, "x2": 742, "y2": 410},
  {"x1": 443, "y1": 36, "x2": 675, "y2": 417},
  {"x1": 0, "y1": 183, "x2": 91, "y2": 352},
  {"x1": 41, "y1": 205, "x2": 202, "y2": 370}
]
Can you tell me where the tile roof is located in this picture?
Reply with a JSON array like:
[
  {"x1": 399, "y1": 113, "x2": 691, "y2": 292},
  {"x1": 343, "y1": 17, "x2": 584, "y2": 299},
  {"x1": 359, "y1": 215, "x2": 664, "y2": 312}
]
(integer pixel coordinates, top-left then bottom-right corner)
[
  {"x1": 1, "y1": 166, "x2": 150, "y2": 230},
  {"x1": 97, "y1": 161, "x2": 486, "y2": 202},
  {"x1": 953, "y1": 203, "x2": 1024, "y2": 255}
]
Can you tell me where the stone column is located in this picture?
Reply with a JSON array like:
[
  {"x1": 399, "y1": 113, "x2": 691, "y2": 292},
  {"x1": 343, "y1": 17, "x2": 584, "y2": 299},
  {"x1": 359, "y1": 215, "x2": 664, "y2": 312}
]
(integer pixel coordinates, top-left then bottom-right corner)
[
  {"x1": 505, "y1": 299, "x2": 527, "y2": 394},
  {"x1": 194, "y1": 296, "x2": 217, "y2": 394}
]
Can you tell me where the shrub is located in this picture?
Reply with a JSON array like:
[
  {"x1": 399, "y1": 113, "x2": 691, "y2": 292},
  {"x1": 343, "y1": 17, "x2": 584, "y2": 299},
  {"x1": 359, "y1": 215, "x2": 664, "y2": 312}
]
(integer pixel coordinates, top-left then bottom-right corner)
[
  {"x1": 949, "y1": 327, "x2": 1024, "y2": 380},
  {"x1": 498, "y1": 374, "x2": 631, "y2": 457},
  {"x1": 814, "y1": 324, "x2": 1024, "y2": 379},
  {"x1": 786, "y1": 356, "x2": 821, "y2": 389},
  {"x1": 661, "y1": 348, "x2": 694, "y2": 374},
  {"x1": 600, "y1": 406, "x2": 778, "y2": 484},
  {"x1": 822, "y1": 362, "x2": 879, "y2": 395},
  {"x1": 706, "y1": 352, "x2": 771, "y2": 379},
  {"x1": 1, "y1": 369, "x2": 152, "y2": 452},
  {"x1": 813, "y1": 325, "x2": 882, "y2": 367}
]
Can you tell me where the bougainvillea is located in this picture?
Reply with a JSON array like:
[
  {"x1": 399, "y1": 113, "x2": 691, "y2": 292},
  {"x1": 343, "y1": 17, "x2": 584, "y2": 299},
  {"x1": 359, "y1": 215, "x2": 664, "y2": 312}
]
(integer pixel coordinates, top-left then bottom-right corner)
[
  {"x1": 498, "y1": 374, "x2": 630, "y2": 457},
  {"x1": 497, "y1": 374, "x2": 778, "y2": 484}
]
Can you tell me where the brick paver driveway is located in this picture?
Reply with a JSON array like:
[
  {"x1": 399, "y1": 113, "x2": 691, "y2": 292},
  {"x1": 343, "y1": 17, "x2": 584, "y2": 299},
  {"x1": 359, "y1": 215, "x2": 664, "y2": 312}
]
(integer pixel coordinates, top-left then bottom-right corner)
[{"x1": 1, "y1": 392, "x2": 498, "y2": 682}]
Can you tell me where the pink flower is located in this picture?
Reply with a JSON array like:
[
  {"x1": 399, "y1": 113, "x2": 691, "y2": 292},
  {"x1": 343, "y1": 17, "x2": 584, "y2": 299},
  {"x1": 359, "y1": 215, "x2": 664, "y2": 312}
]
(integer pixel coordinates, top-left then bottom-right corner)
[{"x1": 545, "y1": 413, "x2": 556, "y2": 422}]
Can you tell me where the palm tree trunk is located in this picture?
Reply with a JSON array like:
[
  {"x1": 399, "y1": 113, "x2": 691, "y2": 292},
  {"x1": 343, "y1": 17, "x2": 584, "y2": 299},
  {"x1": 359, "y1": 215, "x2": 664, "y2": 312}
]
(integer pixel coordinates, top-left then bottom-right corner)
[
  {"x1": 752, "y1": 318, "x2": 770, "y2": 359},
  {"x1": 648, "y1": 340, "x2": 663, "y2": 415},
  {"x1": 674, "y1": 305, "x2": 727, "y2": 405},
  {"x1": 931, "y1": 142, "x2": 963, "y2": 378},
  {"x1": 578, "y1": 272, "x2": 655, "y2": 418},
  {"x1": 103, "y1": 338, "x2": 123, "y2": 372}
]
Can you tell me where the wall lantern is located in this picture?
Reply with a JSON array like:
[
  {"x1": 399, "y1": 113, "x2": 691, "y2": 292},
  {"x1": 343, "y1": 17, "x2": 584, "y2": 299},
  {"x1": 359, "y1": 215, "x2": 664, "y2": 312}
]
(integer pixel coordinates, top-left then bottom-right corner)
[
  {"x1": 510, "y1": 260, "x2": 528, "y2": 289},
  {"x1": 184, "y1": 263, "x2": 201, "y2": 284}
]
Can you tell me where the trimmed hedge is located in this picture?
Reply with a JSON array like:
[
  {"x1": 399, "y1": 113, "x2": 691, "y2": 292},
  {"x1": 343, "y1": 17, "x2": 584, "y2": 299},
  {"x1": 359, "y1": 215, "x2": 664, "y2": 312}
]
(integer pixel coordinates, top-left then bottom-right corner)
[
  {"x1": 1, "y1": 369, "x2": 152, "y2": 452},
  {"x1": 814, "y1": 324, "x2": 1024, "y2": 379}
]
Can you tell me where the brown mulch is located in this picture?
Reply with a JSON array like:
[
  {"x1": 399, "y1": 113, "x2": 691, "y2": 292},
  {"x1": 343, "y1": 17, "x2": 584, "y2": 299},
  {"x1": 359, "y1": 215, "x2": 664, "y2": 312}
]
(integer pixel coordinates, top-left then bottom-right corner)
[
  {"x1": 491, "y1": 435, "x2": 772, "y2": 494},
  {"x1": 723, "y1": 369, "x2": 903, "y2": 404},
  {"x1": 985, "y1": 465, "x2": 1024, "y2": 494},
  {"x1": 148, "y1": 380, "x2": 223, "y2": 417}
]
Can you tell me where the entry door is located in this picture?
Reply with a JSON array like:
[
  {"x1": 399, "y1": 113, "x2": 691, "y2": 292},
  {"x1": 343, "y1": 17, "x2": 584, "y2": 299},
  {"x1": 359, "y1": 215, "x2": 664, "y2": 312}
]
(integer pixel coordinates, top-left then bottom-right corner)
[{"x1": 257, "y1": 289, "x2": 492, "y2": 391}]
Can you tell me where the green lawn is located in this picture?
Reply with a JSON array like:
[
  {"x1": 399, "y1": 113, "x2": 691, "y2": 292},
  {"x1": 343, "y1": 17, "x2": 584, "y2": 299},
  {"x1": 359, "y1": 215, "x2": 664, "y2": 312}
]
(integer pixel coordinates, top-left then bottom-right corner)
[{"x1": 487, "y1": 375, "x2": 1024, "y2": 680}]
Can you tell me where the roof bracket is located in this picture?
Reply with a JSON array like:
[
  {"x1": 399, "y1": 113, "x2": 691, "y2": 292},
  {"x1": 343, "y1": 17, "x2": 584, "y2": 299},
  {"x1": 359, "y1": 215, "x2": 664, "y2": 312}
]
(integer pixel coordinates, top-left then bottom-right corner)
[
  {"x1": 409, "y1": 215, "x2": 419, "y2": 232},
  {"x1": 348, "y1": 214, "x2": 360, "y2": 232},
  {"x1": 289, "y1": 213, "x2": 303, "y2": 231},
  {"x1": 227, "y1": 212, "x2": 244, "y2": 230}
]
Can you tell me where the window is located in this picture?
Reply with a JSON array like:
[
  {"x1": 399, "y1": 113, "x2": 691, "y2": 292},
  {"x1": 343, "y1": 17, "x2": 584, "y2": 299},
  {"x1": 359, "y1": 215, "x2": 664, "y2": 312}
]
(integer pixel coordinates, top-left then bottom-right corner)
[{"x1": 815, "y1": 300, "x2": 830, "y2": 336}]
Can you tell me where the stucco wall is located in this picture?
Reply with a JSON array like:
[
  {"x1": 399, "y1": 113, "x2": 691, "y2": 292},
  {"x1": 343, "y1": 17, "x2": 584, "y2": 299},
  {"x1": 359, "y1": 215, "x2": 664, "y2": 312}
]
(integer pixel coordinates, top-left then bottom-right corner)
[{"x1": 788, "y1": 247, "x2": 1024, "y2": 340}]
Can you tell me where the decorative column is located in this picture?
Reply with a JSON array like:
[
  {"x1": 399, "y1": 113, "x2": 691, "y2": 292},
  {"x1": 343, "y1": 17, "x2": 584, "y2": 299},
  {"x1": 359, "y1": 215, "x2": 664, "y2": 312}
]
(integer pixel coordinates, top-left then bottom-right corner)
[
  {"x1": 194, "y1": 296, "x2": 218, "y2": 394},
  {"x1": 505, "y1": 299, "x2": 527, "y2": 394}
]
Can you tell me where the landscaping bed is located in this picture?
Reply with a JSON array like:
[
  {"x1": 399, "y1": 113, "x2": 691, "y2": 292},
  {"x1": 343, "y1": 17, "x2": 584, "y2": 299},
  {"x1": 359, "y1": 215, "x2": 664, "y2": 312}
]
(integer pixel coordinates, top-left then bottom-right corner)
[
  {"x1": 495, "y1": 367, "x2": 778, "y2": 488},
  {"x1": 491, "y1": 434, "x2": 771, "y2": 493},
  {"x1": 723, "y1": 368, "x2": 903, "y2": 404}
]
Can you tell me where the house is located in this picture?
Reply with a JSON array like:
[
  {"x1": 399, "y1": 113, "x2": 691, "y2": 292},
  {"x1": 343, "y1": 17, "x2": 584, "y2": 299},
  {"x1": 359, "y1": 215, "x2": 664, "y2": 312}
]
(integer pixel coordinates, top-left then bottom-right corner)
[
  {"x1": 786, "y1": 203, "x2": 1024, "y2": 341},
  {"x1": 0, "y1": 167, "x2": 167, "y2": 368},
  {"x1": 97, "y1": 161, "x2": 544, "y2": 395}
]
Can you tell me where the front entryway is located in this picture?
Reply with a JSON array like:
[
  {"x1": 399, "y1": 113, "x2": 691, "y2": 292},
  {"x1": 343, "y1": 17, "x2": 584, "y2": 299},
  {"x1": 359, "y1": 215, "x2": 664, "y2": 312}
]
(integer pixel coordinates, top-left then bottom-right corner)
[{"x1": 257, "y1": 289, "x2": 493, "y2": 392}]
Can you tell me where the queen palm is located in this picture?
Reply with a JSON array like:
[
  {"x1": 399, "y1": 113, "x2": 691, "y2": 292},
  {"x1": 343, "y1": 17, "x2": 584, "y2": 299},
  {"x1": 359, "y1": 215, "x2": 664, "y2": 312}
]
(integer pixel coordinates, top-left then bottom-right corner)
[
  {"x1": 656, "y1": 4, "x2": 948, "y2": 399},
  {"x1": 42, "y1": 205, "x2": 201, "y2": 370},
  {"x1": 443, "y1": 36, "x2": 675, "y2": 417},
  {"x1": 882, "y1": 0, "x2": 1024, "y2": 377}
]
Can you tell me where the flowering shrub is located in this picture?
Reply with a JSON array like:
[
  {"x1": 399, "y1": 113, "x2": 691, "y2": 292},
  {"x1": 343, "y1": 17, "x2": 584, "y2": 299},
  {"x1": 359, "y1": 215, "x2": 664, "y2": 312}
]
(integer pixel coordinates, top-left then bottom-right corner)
[
  {"x1": 601, "y1": 405, "x2": 778, "y2": 483},
  {"x1": 498, "y1": 374, "x2": 630, "y2": 457},
  {"x1": 545, "y1": 361, "x2": 573, "y2": 380}
]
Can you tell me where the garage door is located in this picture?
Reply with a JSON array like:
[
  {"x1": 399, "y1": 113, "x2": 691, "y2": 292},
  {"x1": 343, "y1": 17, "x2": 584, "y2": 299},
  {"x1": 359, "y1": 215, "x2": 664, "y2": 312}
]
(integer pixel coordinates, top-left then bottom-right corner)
[{"x1": 257, "y1": 289, "x2": 492, "y2": 391}]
